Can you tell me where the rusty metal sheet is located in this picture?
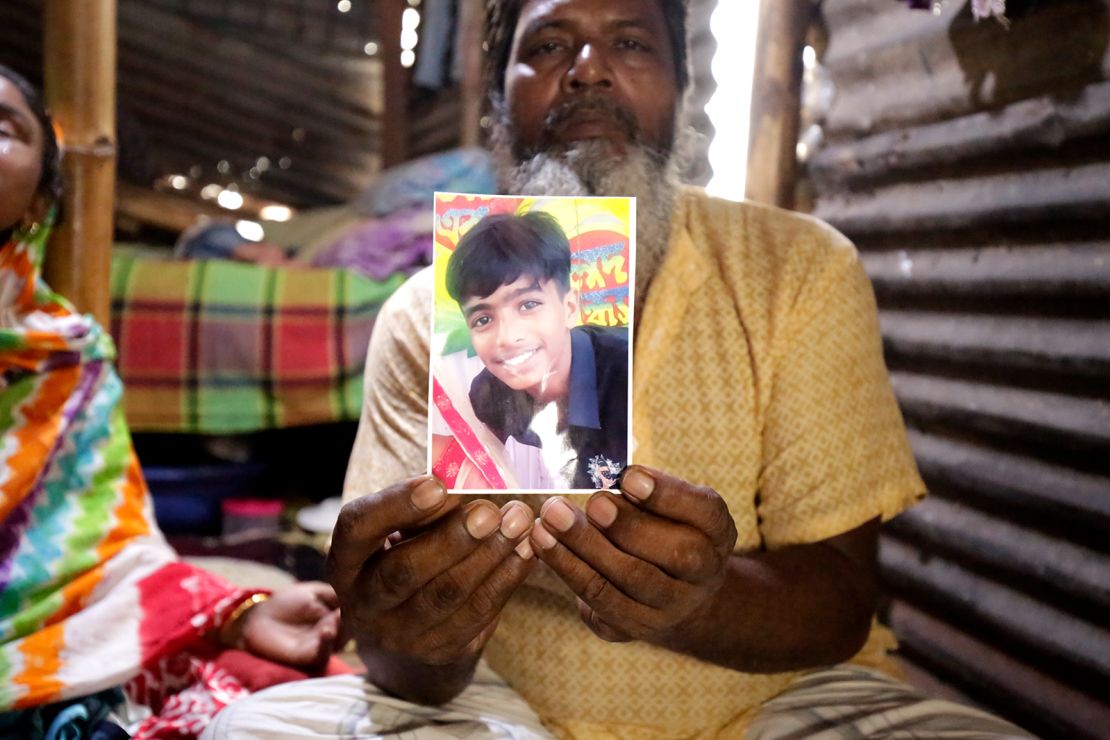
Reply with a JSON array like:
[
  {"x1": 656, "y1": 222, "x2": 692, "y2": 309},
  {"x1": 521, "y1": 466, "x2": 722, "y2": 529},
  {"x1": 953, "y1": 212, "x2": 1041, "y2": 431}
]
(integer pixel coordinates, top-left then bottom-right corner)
[
  {"x1": 804, "y1": 0, "x2": 1110, "y2": 733},
  {"x1": 891, "y1": 371, "x2": 1110, "y2": 455},
  {"x1": 887, "y1": 601, "x2": 1110, "y2": 740},
  {"x1": 812, "y1": 80, "x2": 1110, "y2": 187},
  {"x1": 881, "y1": 538, "x2": 1110, "y2": 678},
  {"x1": 907, "y1": 430, "x2": 1110, "y2": 530},
  {"x1": 815, "y1": 162, "x2": 1110, "y2": 234},
  {"x1": 822, "y1": 0, "x2": 1110, "y2": 135},
  {"x1": 886, "y1": 495, "x2": 1110, "y2": 610},
  {"x1": 880, "y1": 311, "x2": 1110, "y2": 378},
  {"x1": 1, "y1": 0, "x2": 387, "y2": 207},
  {"x1": 862, "y1": 244, "x2": 1110, "y2": 298}
]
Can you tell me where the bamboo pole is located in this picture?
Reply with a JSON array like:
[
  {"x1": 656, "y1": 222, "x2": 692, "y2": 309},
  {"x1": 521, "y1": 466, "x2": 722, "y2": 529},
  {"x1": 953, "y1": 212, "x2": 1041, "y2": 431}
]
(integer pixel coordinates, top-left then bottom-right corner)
[
  {"x1": 746, "y1": 0, "x2": 814, "y2": 209},
  {"x1": 42, "y1": 0, "x2": 118, "y2": 326}
]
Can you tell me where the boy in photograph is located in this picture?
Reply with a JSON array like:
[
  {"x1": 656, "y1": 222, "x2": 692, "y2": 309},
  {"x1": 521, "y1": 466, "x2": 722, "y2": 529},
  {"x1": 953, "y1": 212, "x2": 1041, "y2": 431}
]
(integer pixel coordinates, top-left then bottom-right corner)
[{"x1": 445, "y1": 210, "x2": 628, "y2": 490}]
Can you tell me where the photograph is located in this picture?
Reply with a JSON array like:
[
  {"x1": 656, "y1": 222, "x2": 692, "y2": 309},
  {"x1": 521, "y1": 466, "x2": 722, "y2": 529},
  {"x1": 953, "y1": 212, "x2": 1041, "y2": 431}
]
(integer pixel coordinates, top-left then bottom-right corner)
[{"x1": 428, "y1": 193, "x2": 635, "y2": 493}]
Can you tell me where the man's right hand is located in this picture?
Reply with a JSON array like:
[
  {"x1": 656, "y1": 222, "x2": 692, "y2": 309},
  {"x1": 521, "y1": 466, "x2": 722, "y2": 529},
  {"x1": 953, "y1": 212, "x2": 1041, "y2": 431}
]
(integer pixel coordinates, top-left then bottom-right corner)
[{"x1": 327, "y1": 477, "x2": 536, "y2": 704}]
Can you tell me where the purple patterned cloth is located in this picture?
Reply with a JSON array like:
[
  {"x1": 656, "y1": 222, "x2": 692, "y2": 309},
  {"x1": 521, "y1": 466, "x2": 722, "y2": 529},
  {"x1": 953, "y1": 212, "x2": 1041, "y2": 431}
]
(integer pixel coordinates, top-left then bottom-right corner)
[{"x1": 310, "y1": 207, "x2": 432, "y2": 281}]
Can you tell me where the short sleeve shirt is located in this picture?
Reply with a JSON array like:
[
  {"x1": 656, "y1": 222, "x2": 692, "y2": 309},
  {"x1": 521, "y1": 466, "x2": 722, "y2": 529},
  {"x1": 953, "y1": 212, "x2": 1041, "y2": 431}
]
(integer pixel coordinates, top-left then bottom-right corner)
[{"x1": 342, "y1": 188, "x2": 925, "y2": 737}]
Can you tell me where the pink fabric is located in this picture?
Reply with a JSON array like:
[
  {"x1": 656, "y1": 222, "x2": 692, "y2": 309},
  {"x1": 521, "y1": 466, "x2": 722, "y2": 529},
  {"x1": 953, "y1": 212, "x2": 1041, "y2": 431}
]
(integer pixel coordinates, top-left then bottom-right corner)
[
  {"x1": 221, "y1": 499, "x2": 284, "y2": 517},
  {"x1": 431, "y1": 377, "x2": 507, "y2": 488},
  {"x1": 432, "y1": 437, "x2": 469, "y2": 488}
]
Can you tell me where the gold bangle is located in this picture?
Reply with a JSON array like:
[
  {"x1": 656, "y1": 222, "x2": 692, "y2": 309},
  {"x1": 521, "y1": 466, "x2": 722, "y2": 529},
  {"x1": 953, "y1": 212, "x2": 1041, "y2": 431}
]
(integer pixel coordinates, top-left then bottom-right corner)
[{"x1": 220, "y1": 592, "x2": 269, "y2": 647}]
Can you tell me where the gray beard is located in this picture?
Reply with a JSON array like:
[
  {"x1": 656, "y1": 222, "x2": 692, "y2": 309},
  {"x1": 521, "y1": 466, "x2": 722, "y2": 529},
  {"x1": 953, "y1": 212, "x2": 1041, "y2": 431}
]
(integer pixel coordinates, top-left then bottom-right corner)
[{"x1": 489, "y1": 118, "x2": 684, "y2": 293}]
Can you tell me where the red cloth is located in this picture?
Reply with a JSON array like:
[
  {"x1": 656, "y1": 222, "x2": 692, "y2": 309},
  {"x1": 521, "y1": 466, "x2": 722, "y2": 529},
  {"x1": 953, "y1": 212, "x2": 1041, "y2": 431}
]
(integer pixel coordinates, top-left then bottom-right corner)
[
  {"x1": 124, "y1": 568, "x2": 351, "y2": 739},
  {"x1": 215, "y1": 649, "x2": 355, "y2": 693},
  {"x1": 127, "y1": 648, "x2": 354, "y2": 739}
]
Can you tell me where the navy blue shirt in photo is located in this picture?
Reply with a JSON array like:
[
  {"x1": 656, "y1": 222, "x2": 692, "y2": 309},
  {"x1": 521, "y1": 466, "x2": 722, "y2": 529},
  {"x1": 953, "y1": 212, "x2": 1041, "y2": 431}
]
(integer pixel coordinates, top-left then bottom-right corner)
[{"x1": 468, "y1": 325, "x2": 628, "y2": 490}]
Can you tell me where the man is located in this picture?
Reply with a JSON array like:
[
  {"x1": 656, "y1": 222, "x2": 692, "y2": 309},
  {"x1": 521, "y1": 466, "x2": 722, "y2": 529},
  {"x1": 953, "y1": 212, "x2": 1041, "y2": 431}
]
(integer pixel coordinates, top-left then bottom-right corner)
[
  {"x1": 435, "y1": 211, "x2": 628, "y2": 490},
  {"x1": 206, "y1": 0, "x2": 1032, "y2": 737}
]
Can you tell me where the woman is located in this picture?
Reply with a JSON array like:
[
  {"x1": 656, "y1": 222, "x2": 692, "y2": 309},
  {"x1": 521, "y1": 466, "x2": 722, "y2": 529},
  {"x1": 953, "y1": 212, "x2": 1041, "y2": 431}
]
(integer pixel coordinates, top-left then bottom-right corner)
[{"x1": 0, "y1": 65, "x2": 343, "y2": 738}]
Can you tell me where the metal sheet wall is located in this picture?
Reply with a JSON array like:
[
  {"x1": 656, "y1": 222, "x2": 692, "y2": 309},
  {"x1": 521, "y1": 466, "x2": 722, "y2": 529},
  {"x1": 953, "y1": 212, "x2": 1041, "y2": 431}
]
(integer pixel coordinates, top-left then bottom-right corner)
[
  {"x1": 809, "y1": 1, "x2": 1110, "y2": 737},
  {"x1": 1, "y1": 0, "x2": 386, "y2": 207}
]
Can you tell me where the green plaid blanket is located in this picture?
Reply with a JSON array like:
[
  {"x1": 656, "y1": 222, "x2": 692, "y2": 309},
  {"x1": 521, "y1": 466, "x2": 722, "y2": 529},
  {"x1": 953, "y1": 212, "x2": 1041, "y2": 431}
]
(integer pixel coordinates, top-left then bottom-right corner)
[{"x1": 109, "y1": 252, "x2": 406, "y2": 433}]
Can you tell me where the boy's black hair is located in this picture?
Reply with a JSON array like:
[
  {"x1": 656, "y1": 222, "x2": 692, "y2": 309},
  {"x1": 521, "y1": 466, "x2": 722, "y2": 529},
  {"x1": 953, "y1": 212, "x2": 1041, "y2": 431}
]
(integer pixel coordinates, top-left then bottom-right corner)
[
  {"x1": 0, "y1": 64, "x2": 64, "y2": 210},
  {"x1": 447, "y1": 211, "x2": 572, "y2": 304},
  {"x1": 484, "y1": 0, "x2": 690, "y2": 100}
]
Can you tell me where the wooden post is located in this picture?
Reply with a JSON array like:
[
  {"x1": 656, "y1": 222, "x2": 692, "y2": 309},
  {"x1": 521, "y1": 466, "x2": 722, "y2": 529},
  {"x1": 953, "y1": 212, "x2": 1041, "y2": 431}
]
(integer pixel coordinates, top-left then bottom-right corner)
[
  {"x1": 43, "y1": 0, "x2": 118, "y2": 326},
  {"x1": 457, "y1": 0, "x2": 486, "y2": 147},
  {"x1": 746, "y1": 0, "x2": 813, "y2": 209},
  {"x1": 378, "y1": 0, "x2": 408, "y2": 168}
]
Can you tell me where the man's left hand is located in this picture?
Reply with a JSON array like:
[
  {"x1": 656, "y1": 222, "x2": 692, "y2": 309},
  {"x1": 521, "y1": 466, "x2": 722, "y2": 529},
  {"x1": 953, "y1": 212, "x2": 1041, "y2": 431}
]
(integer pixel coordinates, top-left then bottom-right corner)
[{"x1": 529, "y1": 466, "x2": 737, "y2": 644}]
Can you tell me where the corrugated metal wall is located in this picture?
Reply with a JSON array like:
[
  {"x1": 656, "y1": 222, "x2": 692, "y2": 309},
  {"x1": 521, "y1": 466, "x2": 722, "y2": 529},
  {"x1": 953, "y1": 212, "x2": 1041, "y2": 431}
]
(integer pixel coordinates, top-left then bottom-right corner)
[
  {"x1": 809, "y1": 1, "x2": 1110, "y2": 737},
  {"x1": 1, "y1": 0, "x2": 387, "y2": 207}
]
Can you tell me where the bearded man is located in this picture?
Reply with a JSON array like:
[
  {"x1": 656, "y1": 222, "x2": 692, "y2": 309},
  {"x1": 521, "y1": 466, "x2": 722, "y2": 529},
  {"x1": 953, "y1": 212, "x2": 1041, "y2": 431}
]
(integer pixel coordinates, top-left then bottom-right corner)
[{"x1": 205, "y1": 1, "x2": 1033, "y2": 737}]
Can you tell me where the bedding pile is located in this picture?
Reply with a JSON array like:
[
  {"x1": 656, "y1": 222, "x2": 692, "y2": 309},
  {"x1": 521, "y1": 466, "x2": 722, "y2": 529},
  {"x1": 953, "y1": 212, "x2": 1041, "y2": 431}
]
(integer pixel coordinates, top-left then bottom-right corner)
[{"x1": 110, "y1": 254, "x2": 404, "y2": 434}]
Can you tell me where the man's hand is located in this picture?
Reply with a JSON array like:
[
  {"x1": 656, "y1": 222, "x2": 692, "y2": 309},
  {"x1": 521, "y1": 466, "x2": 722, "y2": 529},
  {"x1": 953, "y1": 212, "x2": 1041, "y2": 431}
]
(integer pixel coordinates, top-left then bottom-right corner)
[
  {"x1": 236, "y1": 582, "x2": 343, "y2": 669},
  {"x1": 326, "y1": 477, "x2": 536, "y2": 704},
  {"x1": 529, "y1": 465, "x2": 880, "y2": 672},
  {"x1": 530, "y1": 466, "x2": 737, "y2": 645}
]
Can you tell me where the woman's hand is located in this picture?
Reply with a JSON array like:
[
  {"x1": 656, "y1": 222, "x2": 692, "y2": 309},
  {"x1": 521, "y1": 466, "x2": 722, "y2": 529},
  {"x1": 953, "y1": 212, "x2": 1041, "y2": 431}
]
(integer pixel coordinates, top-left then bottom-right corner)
[{"x1": 232, "y1": 582, "x2": 344, "y2": 669}]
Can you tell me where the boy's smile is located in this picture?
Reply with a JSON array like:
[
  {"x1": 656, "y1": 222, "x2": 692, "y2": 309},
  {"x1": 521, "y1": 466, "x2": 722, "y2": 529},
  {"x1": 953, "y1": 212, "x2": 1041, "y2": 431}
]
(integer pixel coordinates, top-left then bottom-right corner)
[
  {"x1": 499, "y1": 347, "x2": 540, "y2": 368},
  {"x1": 462, "y1": 275, "x2": 579, "y2": 403}
]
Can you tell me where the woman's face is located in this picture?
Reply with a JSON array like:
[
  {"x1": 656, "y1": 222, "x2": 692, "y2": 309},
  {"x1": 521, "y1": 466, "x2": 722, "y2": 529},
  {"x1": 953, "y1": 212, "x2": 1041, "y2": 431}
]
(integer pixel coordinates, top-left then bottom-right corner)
[{"x1": 0, "y1": 76, "x2": 45, "y2": 234}]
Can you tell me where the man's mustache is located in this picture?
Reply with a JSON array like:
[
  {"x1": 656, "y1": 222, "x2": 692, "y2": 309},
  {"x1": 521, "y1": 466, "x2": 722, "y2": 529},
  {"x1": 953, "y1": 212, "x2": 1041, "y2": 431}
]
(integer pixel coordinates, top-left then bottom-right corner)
[{"x1": 542, "y1": 96, "x2": 640, "y2": 143}]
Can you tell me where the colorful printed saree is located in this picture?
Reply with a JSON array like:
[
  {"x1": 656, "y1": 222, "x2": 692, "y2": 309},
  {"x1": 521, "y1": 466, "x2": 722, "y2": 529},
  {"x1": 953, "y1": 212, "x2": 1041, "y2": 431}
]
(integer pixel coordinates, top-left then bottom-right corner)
[{"x1": 0, "y1": 222, "x2": 259, "y2": 736}]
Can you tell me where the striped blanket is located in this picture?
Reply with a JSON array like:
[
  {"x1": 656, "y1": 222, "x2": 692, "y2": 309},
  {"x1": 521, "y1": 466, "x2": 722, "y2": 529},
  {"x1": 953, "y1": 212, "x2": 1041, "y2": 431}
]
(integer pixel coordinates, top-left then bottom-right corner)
[
  {"x1": 0, "y1": 222, "x2": 256, "y2": 734},
  {"x1": 109, "y1": 250, "x2": 407, "y2": 434}
]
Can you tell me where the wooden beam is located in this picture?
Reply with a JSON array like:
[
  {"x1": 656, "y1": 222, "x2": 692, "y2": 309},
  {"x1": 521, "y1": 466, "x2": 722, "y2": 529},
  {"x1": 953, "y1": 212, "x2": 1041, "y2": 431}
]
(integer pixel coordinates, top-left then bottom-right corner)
[
  {"x1": 115, "y1": 182, "x2": 245, "y2": 235},
  {"x1": 43, "y1": 0, "x2": 117, "y2": 326},
  {"x1": 746, "y1": 0, "x2": 814, "y2": 209}
]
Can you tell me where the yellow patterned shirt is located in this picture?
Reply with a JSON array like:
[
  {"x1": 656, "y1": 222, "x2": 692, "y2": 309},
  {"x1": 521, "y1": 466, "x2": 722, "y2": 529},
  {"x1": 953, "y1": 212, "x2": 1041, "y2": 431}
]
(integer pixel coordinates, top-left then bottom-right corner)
[{"x1": 343, "y1": 188, "x2": 925, "y2": 738}]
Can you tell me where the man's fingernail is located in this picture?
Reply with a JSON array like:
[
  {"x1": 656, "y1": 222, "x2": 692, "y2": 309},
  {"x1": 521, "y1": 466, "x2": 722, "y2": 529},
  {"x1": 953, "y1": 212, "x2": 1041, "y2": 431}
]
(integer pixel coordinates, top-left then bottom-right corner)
[
  {"x1": 466, "y1": 505, "x2": 500, "y2": 539},
  {"x1": 587, "y1": 496, "x2": 618, "y2": 528},
  {"x1": 532, "y1": 520, "x2": 558, "y2": 550},
  {"x1": 515, "y1": 538, "x2": 534, "y2": 560},
  {"x1": 500, "y1": 502, "x2": 532, "y2": 539},
  {"x1": 411, "y1": 478, "x2": 445, "y2": 510},
  {"x1": 622, "y1": 470, "x2": 655, "y2": 501},
  {"x1": 542, "y1": 497, "x2": 576, "y2": 533}
]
